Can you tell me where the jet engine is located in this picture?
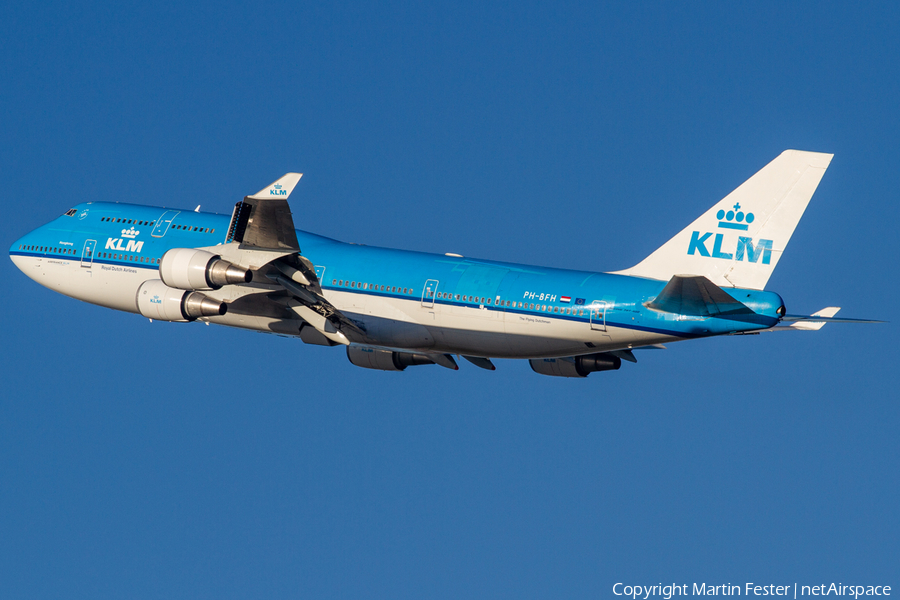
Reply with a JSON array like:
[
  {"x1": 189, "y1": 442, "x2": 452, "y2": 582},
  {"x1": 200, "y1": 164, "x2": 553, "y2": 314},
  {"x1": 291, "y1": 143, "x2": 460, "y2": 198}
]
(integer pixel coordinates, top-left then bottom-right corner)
[
  {"x1": 529, "y1": 353, "x2": 622, "y2": 378},
  {"x1": 136, "y1": 279, "x2": 227, "y2": 322},
  {"x1": 159, "y1": 248, "x2": 251, "y2": 291},
  {"x1": 347, "y1": 346, "x2": 439, "y2": 371}
]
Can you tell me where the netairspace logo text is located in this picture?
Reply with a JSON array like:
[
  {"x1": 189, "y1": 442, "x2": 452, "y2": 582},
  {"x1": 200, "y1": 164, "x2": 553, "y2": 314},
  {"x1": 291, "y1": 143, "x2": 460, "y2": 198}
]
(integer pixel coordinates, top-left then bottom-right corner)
[{"x1": 613, "y1": 583, "x2": 891, "y2": 600}]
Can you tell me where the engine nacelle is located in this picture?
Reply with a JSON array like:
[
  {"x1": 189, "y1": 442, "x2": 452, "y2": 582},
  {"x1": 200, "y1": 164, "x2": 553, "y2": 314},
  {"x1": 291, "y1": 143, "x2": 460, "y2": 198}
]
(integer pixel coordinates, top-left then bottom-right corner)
[
  {"x1": 346, "y1": 346, "x2": 436, "y2": 371},
  {"x1": 160, "y1": 248, "x2": 252, "y2": 291},
  {"x1": 529, "y1": 353, "x2": 622, "y2": 378},
  {"x1": 136, "y1": 279, "x2": 227, "y2": 322}
]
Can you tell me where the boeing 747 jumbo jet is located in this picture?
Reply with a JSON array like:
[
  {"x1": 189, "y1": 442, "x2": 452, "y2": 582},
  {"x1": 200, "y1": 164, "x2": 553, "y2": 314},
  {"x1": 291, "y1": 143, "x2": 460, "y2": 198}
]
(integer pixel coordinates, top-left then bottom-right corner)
[{"x1": 9, "y1": 150, "x2": 873, "y2": 377}]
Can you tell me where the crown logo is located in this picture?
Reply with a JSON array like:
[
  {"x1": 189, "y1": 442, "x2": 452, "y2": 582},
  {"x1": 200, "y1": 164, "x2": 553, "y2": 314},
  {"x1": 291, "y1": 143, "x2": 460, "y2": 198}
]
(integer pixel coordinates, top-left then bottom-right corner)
[
  {"x1": 121, "y1": 227, "x2": 139, "y2": 239},
  {"x1": 717, "y1": 202, "x2": 754, "y2": 231}
]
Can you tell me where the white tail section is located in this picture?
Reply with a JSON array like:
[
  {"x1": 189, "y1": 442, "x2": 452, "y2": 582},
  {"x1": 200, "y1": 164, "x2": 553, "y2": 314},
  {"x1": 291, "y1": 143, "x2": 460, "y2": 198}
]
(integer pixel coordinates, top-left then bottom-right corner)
[
  {"x1": 612, "y1": 150, "x2": 833, "y2": 290},
  {"x1": 249, "y1": 173, "x2": 303, "y2": 200}
]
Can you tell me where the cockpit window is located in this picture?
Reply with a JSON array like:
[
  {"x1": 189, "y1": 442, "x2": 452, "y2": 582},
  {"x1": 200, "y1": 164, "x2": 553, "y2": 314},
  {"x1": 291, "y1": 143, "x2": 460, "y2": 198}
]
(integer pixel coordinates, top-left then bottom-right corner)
[{"x1": 64, "y1": 208, "x2": 77, "y2": 217}]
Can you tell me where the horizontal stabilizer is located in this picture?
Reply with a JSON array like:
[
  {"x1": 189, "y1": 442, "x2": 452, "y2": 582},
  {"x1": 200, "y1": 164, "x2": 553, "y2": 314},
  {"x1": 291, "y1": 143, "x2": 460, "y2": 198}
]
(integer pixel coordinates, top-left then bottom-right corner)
[
  {"x1": 782, "y1": 307, "x2": 883, "y2": 328},
  {"x1": 647, "y1": 275, "x2": 754, "y2": 317},
  {"x1": 762, "y1": 308, "x2": 883, "y2": 332},
  {"x1": 787, "y1": 306, "x2": 839, "y2": 331}
]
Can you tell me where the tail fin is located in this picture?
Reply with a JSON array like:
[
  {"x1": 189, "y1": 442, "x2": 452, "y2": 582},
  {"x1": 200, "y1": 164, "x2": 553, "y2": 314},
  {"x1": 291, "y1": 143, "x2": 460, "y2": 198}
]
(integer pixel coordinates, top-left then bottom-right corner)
[{"x1": 612, "y1": 150, "x2": 833, "y2": 290}]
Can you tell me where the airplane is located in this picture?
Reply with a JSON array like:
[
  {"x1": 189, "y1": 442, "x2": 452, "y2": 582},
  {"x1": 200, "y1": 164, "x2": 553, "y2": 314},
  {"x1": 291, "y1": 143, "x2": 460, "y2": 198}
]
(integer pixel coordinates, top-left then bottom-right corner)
[{"x1": 8, "y1": 150, "x2": 876, "y2": 377}]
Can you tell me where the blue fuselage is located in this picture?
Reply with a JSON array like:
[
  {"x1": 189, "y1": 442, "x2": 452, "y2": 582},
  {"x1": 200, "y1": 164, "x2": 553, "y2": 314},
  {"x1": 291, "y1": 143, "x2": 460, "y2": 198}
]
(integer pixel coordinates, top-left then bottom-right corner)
[{"x1": 10, "y1": 202, "x2": 785, "y2": 359}]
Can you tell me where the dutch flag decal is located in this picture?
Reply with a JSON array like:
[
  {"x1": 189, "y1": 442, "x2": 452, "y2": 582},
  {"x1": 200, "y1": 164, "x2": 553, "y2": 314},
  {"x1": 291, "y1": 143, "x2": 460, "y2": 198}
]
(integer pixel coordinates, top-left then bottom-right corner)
[{"x1": 560, "y1": 296, "x2": 571, "y2": 303}]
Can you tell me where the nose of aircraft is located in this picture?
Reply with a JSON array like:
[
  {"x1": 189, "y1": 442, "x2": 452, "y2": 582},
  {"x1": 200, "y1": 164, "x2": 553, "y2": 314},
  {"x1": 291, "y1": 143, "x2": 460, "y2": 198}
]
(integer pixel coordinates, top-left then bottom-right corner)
[
  {"x1": 8, "y1": 219, "x2": 72, "y2": 282},
  {"x1": 9, "y1": 231, "x2": 33, "y2": 273}
]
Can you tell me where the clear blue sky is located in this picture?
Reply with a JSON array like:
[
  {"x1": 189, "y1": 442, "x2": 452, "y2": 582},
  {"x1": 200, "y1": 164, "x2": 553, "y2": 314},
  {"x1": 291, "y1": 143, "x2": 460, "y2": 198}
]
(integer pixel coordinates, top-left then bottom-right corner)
[{"x1": 1, "y1": 2, "x2": 897, "y2": 598}]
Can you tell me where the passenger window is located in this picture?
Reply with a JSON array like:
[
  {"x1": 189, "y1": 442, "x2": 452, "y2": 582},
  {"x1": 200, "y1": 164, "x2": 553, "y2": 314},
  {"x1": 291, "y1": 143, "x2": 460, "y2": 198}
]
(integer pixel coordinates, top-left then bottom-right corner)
[{"x1": 487, "y1": 298, "x2": 492, "y2": 305}]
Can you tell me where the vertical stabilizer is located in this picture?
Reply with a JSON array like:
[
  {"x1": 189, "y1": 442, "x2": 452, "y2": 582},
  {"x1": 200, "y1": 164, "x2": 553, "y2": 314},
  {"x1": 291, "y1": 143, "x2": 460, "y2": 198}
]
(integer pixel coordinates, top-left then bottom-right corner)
[{"x1": 612, "y1": 150, "x2": 833, "y2": 290}]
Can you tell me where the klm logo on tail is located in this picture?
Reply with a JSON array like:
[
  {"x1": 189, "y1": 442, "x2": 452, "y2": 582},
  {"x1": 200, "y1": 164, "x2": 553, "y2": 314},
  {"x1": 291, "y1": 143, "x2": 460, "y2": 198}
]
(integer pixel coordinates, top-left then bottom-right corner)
[
  {"x1": 270, "y1": 184, "x2": 287, "y2": 196},
  {"x1": 687, "y1": 203, "x2": 772, "y2": 264}
]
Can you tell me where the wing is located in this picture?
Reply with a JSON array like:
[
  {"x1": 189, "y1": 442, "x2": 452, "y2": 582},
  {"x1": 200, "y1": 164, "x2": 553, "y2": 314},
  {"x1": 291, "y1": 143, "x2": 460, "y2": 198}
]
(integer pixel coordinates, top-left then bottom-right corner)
[
  {"x1": 226, "y1": 173, "x2": 303, "y2": 250},
  {"x1": 215, "y1": 173, "x2": 362, "y2": 345}
]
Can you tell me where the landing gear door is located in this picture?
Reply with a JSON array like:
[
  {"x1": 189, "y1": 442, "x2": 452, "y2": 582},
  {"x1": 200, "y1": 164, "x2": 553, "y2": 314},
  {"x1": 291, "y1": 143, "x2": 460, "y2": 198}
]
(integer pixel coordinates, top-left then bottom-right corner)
[
  {"x1": 152, "y1": 211, "x2": 180, "y2": 237},
  {"x1": 422, "y1": 279, "x2": 439, "y2": 308},
  {"x1": 590, "y1": 301, "x2": 608, "y2": 331},
  {"x1": 81, "y1": 239, "x2": 96, "y2": 268}
]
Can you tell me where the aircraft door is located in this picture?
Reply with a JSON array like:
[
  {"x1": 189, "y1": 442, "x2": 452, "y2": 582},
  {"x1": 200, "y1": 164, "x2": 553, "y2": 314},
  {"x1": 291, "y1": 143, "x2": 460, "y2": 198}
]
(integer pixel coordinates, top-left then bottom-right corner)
[
  {"x1": 81, "y1": 239, "x2": 96, "y2": 268},
  {"x1": 421, "y1": 279, "x2": 439, "y2": 308},
  {"x1": 589, "y1": 301, "x2": 608, "y2": 331},
  {"x1": 151, "y1": 211, "x2": 179, "y2": 237}
]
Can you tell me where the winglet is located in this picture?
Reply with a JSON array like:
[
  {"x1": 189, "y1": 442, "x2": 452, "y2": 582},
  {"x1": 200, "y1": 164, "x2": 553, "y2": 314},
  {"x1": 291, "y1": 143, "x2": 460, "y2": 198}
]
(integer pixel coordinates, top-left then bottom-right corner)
[{"x1": 249, "y1": 173, "x2": 303, "y2": 200}]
